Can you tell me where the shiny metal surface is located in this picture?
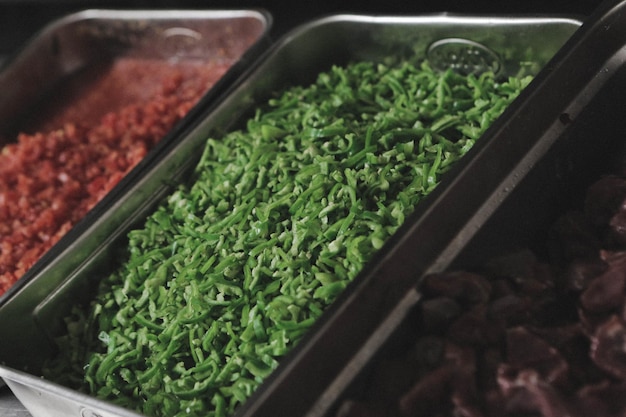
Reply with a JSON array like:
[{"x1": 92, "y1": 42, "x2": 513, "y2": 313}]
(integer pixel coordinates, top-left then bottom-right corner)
[
  {"x1": 0, "y1": 385, "x2": 31, "y2": 417},
  {"x1": 0, "y1": 9, "x2": 270, "y2": 143},
  {"x1": 1, "y1": 367, "x2": 143, "y2": 417},
  {"x1": 0, "y1": 8, "x2": 271, "y2": 304},
  {"x1": 0, "y1": 13, "x2": 580, "y2": 417}
]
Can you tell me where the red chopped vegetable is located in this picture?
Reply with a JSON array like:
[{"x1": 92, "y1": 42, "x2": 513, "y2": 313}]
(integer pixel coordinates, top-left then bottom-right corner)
[{"x1": 0, "y1": 57, "x2": 230, "y2": 296}]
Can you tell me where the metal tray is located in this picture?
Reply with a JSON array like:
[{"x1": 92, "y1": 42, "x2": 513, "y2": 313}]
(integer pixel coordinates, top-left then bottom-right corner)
[
  {"x1": 0, "y1": 13, "x2": 581, "y2": 417},
  {"x1": 280, "y1": 0, "x2": 626, "y2": 415},
  {"x1": 0, "y1": 9, "x2": 271, "y2": 303}
]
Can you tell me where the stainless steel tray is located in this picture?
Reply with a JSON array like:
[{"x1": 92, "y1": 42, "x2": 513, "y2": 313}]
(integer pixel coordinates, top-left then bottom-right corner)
[
  {"x1": 0, "y1": 8, "x2": 271, "y2": 303},
  {"x1": 0, "y1": 13, "x2": 581, "y2": 417},
  {"x1": 299, "y1": 1, "x2": 626, "y2": 415},
  {"x1": 0, "y1": 386, "x2": 31, "y2": 417}
]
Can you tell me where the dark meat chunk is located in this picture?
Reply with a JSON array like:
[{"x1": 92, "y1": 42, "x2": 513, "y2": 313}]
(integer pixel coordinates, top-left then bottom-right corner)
[
  {"x1": 447, "y1": 304, "x2": 502, "y2": 347},
  {"x1": 505, "y1": 327, "x2": 569, "y2": 388},
  {"x1": 398, "y1": 343, "x2": 480, "y2": 417},
  {"x1": 497, "y1": 367, "x2": 574, "y2": 417},
  {"x1": 580, "y1": 251, "x2": 626, "y2": 314},
  {"x1": 333, "y1": 172, "x2": 626, "y2": 417},
  {"x1": 548, "y1": 211, "x2": 602, "y2": 263},
  {"x1": 421, "y1": 271, "x2": 491, "y2": 307},
  {"x1": 585, "y1": 176, "x2": 626, "y2": 229},
  {"x1": 420, "y1": 297, "x2": 462, "y2": 333},
  {"x1": 562, "y1": 257, "x2": 608, "y2": 292},
  {"x1": 575, "y1": 380, "x2": 626, "y2": 417},
  {"x1": 590, "y1": 315, "x2": 626, "y2": 379}
]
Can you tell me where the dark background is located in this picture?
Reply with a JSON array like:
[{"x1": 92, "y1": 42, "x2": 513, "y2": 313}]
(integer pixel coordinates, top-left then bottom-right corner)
[{"x1": 0, "y1": 0, "x2": 604, "y2": 60}]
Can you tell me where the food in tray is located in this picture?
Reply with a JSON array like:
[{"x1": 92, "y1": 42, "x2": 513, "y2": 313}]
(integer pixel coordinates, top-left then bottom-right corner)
[
  {"x1": 41, "y1": 57, "x2": 532, "y2": 417},
  {"x1": 0, "y1": 57, "x2": 233, "y2": 297},
  {"x1": 333, "y1": 175, "x2": 626, "y2": 417}
]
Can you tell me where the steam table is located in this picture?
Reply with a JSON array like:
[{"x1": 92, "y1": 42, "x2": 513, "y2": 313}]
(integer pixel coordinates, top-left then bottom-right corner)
[{"x1": 0, "y1": 0, "x2": 600, "y2": 415}]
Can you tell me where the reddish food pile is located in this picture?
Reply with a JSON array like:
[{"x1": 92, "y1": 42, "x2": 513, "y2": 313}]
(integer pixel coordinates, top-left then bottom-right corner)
[
  {"x1": 335, "y1": 175, "x2": 626, "y2": 417},
  {"x1": 0, "y1": 57, "x2": 231, "y2": 296}
]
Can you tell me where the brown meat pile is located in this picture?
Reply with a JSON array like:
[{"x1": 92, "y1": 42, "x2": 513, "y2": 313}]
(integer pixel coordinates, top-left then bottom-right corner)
[
  {"x1": 336, "y1": 175, "x2": 626, "y2": 417},
  {"x1": 0, "y1": 58, "x2": 229, "y2": 296}
]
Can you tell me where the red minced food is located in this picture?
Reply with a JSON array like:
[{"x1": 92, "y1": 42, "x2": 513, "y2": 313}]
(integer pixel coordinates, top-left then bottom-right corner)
[
  {"x1": 0, "y1": 57, "x2": 231, "y2": 296},
  {"x1": 334, "y1": 175, "x2": 626, "y2": 417}
]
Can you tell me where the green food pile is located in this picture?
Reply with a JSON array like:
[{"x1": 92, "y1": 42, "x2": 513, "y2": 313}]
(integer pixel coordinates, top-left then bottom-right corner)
[{"x1": 42, "y1": 59, "x2": 531, "y2": 417}]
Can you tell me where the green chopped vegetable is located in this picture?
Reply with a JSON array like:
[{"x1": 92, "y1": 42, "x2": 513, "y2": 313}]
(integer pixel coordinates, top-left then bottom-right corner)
[{"x1": 42, "y1": 59, "x2": 532, "y2": 417}]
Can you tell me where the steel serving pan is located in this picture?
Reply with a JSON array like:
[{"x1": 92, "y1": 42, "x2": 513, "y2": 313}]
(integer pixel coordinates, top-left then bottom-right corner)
[
  {"x1": 0, "y1": 13, "x2": 581, "y2": 417},
  {"x1": 0, "y1": 8, "x2": 272, "y2": 304},
  {"x1": 291, "y1": 0, "x2": 626, "y2": 415}
]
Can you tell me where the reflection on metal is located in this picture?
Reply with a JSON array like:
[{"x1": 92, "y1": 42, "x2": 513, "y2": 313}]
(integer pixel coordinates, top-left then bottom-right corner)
[{"x1": 428, "y1": 37, "x2": 501, "y2": 75}]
